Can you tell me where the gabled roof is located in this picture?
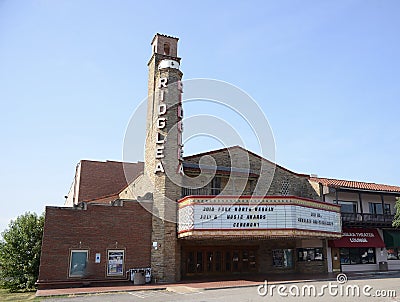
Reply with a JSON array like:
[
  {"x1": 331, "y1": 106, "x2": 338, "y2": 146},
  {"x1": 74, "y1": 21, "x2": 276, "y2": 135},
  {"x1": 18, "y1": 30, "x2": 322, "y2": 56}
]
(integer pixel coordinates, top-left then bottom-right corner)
[
  {"x1": 310, "y1": 177, "x2": 400, "y2": 194},
  {"x1": 184, "y1": 145, "x2": 309, "y2": 177},
  {"x1": 77, "y1": 160, "x2": 144, "y2": 202}
]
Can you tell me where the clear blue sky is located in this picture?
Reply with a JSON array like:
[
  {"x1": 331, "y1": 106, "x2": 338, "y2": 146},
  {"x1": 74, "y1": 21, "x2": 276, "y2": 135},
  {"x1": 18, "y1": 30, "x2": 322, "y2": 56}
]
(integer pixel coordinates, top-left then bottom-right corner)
[{"x1": 1, "y1": 0, "x2": 399, "y2": 231}]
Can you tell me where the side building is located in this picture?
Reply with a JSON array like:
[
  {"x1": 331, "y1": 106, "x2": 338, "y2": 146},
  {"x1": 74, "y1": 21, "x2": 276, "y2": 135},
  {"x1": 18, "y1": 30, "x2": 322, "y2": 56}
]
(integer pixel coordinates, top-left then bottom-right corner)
[{"x1": 310, "y1": 177, "x2": 400, "y2": 272}]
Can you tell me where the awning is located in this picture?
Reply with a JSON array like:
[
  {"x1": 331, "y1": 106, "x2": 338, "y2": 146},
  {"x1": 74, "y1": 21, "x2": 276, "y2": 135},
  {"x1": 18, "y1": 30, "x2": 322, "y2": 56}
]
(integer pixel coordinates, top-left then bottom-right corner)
[
  {"x1": 328, "y1": 228, "x2": 385, "y2": 248},
  {"x1": 383, "y1": 230, "x2": 400, "y2": 247}
]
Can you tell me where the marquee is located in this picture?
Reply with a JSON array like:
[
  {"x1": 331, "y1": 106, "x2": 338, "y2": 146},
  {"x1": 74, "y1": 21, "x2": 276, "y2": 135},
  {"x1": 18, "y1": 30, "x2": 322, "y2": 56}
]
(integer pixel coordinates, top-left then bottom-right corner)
[{"x1": 178, "y1": 196, "x2": 342, "y2": 239}]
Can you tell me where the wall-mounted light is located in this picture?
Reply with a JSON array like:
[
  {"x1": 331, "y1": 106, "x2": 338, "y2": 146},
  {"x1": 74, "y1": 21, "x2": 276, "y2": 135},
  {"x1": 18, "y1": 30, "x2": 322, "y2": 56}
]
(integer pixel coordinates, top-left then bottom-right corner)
[{"x1": 153, "y1": 242, "x2": 159, "y2": 250}]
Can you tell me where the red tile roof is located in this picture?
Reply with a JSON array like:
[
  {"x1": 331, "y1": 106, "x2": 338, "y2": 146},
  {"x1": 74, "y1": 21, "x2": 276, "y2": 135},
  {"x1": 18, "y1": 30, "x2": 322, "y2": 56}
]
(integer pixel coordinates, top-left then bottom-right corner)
[
  {"x1": 78, "y1": 160, "x2": 144, "y2": 202},
  {"x1": 310, "y1": 177, "x2": 400, "y2": 193}
]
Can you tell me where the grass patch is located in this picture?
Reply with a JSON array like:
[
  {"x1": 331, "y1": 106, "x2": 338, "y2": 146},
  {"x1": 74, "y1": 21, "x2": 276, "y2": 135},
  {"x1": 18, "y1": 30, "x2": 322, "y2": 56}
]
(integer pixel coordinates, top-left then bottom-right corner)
[{"x1": 0, "y1": 288, "x2": 41, "y2": 301}]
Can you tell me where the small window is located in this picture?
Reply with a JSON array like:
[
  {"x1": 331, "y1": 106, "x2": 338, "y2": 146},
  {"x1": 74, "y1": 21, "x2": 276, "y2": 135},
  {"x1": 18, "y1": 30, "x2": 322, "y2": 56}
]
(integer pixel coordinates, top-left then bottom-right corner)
[
  {"x1": 387, "y1": 248, "x2": 400, "y2": 260},
  {"x1": 163, "y1": 43, "x2": 170, "y2": 55},
  {"x1": 369, "y1": 203, "x2": 391, "y2": 215},
  {"x1": 69, "y1": 250, "x2": 88, "y2": 277},
  {"x1": 339, "y1": 201, "x2": 357, "y2": 214},
  {"x1": 272, "y1": 249, "x2": 293, "y2": 268},
  {"x1": 107, "y1": 250, "x2": 125, "y2": 276},
  {"x1": 297, "y1": 248, "x2": 323, "y2": 261},
  {"x1": 211, "y1": 177, "x2": 222, "y2": 195}
]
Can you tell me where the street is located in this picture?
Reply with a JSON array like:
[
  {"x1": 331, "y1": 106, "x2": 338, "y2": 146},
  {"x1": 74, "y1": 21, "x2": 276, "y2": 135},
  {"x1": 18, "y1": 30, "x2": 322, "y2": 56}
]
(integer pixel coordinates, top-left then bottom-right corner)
[{"x1": 45, "y1": 273, "x2": 400, "y2": 302}]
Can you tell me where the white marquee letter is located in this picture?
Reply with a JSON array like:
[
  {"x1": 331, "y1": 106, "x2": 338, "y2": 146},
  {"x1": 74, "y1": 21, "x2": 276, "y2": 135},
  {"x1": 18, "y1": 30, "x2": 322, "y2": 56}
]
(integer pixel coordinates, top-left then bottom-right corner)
[
  {"x1": 155, "y1": 145, "x2": 165, "y2": 159},
  {"x1": 159, "y1": 77, "x2": 168, "y2": 88},
  {"x1": 157, "y1": 117, "x2": 166, "y2": 129},
  {"x1": 156, "y1": 132, "x2": 165, "y2": 144},
  {"x1": 158, "y1": 104, "x2": 167, "y2": 115},
  {"x1": 159, "y1": 89, "x2": 165, "y2": 102},
  {"x1": 155, "y1": 162, "x2": 164, "y2": 173},
  {"x1": 177, "y1": 162, "x2": 185, "y2": 175}
]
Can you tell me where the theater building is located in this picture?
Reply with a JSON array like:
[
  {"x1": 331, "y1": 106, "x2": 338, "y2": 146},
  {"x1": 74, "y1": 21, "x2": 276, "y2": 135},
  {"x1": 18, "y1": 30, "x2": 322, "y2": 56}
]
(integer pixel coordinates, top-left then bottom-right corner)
[{"x1": 37, "y1": 34, "x2": 400, "y2": 289}]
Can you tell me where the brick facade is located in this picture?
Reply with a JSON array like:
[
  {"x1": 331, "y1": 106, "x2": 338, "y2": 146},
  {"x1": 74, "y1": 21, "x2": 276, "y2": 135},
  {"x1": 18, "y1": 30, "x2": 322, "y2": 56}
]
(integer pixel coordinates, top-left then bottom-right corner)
[
  {"x1": 37, "y1": 201, "x2": 152, "y2": 289},
  {"x1": 184, "y1": 146, "x2": 321, "y2": 200}
]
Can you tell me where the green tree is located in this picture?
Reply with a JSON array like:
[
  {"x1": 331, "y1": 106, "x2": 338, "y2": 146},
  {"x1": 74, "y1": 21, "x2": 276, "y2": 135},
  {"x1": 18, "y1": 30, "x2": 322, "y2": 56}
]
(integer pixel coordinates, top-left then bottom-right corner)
[
  {"x1": 394, "y1": 197, "x2": 400, "y2": 228},
  {"x1": 0, "y1": 212, "x2": 44, "y2": 292}
]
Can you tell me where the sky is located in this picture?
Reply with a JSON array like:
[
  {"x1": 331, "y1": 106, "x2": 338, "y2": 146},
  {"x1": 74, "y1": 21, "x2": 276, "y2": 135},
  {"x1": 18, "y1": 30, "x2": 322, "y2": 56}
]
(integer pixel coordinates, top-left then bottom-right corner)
[{"x1": 0, "y1": 0, "x2": 399, "y2": 231}]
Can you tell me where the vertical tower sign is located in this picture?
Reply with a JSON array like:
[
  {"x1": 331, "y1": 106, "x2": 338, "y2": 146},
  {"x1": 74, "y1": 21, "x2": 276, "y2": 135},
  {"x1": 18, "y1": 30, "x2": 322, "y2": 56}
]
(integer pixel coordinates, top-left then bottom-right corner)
[
  {"x1": 154, "y1": 74, "x2": 184, "y2": 175},
  {"x1": 144, "y1": 33, "x2": 183, "y2": 283}
]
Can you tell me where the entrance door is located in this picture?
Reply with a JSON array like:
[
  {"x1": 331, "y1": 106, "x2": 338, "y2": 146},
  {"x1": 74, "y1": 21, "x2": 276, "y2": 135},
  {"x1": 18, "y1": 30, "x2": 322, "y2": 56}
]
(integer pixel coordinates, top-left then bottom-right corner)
[
  {"x1": 331, "y1": 247, "x2": 341, "y2": 272},
  {"x1": 183, "y1": 246, "x2": 258, "y2": 278}
]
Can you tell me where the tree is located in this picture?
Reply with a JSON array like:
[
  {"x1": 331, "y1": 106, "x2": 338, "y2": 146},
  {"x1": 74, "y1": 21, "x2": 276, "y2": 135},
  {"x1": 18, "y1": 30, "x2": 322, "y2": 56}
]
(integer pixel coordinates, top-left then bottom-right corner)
[
  {"x1": 0, "y1": 212, "x2": 44, "y2": 292},
  {"x1": 394, "y1": 197, "x2": 400, "y2": 228}
]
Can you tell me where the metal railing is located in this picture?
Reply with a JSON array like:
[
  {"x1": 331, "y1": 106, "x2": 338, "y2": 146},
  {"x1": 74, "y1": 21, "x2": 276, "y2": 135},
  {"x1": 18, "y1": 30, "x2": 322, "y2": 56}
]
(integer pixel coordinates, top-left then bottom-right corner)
[{"x1": 341, "y1": 212, "x2": 394, "y2": 225}]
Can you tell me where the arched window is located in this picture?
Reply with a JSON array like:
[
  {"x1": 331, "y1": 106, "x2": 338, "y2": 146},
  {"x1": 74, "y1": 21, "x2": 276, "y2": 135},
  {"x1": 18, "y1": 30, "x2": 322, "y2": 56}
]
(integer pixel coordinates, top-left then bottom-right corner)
[{"x1": 163, "y1": 43, "x2": 170, "y2": 55}]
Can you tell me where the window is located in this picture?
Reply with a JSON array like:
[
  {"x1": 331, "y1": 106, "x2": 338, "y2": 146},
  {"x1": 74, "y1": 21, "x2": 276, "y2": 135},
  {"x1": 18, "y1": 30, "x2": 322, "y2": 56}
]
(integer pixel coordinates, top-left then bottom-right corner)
[
  {"x1": 225, "y1": 251, "x2": 231, "y2": 271},
  {"x1": 187, "y1": 251, "x2": 195, "y2": 273},
  {"x1": 385, "y1": 204, "x2": 391, "y2": 214},
  {"x1": 338, "y1": 201, "x2": 357, "y2": 214},
  {"x1": 369, "y1": 203, "x2": 391, "y2": 215},
  {"x1": 272, "y1": 249, "x2": 293, "y2": 268},
  {"x1": 211, "y1": 177, "x2": 221, "y2": 195},
  {"x1": 297, "y1": 248, "x2": 323, "y2": 261},
  {"x1": 206, "y1": 251, "x2": 213, "y2": 272},
  {"x1": 249, "y1": 250, "x2": 256, "y2": 269},
  {"x1": 196, "y1": 251, "x2": 203, "y2": 272},
  {"x1": 215, "y1": 251, "x2": 222, "y2": 272},
  {"x1": 247, "y1": 179, "x2": 255, "y2": 195},
  {"x1": 340, "y1": 248, "x2": 376, "y2": 265},
  {"x1": 69, "y1": 250, "x2": 88, "y2": 277},
  {"x1": 107, "y1": 250, "x2": 124, "y2": 276},
  {"x1": 163, "y1": 43, "x2": 170, "y2": 55},
  {"x1": 387, "y1": 248, "x2": 400, "y2": 260}
]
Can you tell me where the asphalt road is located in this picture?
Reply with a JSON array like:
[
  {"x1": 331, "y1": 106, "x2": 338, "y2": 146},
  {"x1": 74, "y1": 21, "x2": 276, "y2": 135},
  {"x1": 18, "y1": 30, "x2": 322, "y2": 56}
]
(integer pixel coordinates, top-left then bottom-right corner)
[{"x1": 45, "y1": 274, "x2": 400, "y2": 302}]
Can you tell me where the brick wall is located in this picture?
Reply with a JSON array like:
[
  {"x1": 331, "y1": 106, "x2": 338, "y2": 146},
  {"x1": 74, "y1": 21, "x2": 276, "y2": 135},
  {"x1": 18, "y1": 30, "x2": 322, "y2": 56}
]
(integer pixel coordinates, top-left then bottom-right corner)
[{"x1": 37, "y1": 200, "x2": 152, "y2": 288}]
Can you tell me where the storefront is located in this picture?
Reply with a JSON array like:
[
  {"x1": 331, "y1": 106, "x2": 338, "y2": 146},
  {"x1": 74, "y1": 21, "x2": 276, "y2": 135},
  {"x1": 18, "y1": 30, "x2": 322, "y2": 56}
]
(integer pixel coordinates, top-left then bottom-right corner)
[
  {"x1": 328, "y1": 228, "x2": 386, "y2": 272},
  {"x1": 180, "y1": 238, "x2": 330, "y2": 278},
  {"x1": 383, "y1": 230, "x2": 400, "y2": 270}
]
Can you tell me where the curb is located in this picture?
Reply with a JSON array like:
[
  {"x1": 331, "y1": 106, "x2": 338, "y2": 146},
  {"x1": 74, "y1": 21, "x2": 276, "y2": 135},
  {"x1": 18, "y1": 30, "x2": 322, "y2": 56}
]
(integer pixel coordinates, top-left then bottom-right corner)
[
  {"x1": 35, "y1": 286, "x2": 168, "y2": 297},
  {"x1": 36, "y1": 272, "x2": 400, "y2": 297}
]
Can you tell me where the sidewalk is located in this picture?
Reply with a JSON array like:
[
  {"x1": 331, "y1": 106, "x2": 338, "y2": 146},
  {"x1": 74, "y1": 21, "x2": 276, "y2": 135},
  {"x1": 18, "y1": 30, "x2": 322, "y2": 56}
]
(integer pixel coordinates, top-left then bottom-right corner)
[{"x1": 36, "y1": 271, "x2": 400, "y2": 297}]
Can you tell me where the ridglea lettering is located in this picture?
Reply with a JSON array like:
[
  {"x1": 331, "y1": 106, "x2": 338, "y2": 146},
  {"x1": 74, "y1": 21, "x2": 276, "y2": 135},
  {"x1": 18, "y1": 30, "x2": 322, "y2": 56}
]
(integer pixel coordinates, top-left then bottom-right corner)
[
  {"x1": 154, "y1": 77, "x2": 168, "y2": 174},
  {"x1": 154, "y1": 76, "x2": 184, "y2": 175}
]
